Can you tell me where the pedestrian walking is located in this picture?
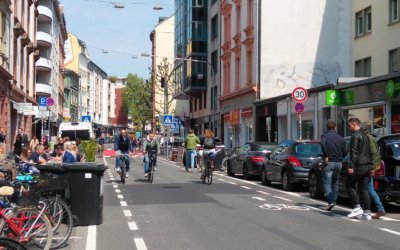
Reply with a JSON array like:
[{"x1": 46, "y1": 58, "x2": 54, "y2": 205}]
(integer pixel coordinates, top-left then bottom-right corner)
[
  {"x1": 364, "y1": 128, "x2": 386, "y2": 219},
  {"x1": 320, "y1": 121, "x2": 347, "y2": 211},
  {"x1": 184, "y1": 129, "x2": 200, "y2": 172},
  {"x1": 346, "y1": 118, "x2": 372, "y2": 220},
  {"x1": 13, "y1": 128, "x2": 28, "y2": 162}
]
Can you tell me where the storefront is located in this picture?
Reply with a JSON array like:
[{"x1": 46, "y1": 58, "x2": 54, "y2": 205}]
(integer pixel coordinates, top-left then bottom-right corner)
[
  {"x1": 335, "y1": 72, "x2": 400, "y2": 136},
  {"x1": 255, "y1": 85, "x2": 333, "y2": 143}
]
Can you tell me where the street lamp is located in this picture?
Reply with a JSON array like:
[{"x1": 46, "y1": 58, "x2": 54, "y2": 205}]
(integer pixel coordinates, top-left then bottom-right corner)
[{"x1": 141, "y1": 53, "x2": 217, "y2": 135}]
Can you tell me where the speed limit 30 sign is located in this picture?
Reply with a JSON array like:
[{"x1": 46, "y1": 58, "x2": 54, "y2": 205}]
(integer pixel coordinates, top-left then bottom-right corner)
[{"x1": 292, "y1": 87, "x2": 308, "y2": 103}]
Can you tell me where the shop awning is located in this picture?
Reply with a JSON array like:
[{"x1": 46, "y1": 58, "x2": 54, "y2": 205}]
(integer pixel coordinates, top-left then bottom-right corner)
[{"x1": 241, "y1": 107, "x2": 253, "y2": 117}]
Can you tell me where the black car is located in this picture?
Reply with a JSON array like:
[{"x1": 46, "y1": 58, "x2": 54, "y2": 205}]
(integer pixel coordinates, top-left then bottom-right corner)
[
  {"x1": 261, "y1": 140, "x2": 322, "y2": 190},
  {"x1": 308, "y1": 134, "x2": 400, "y2": 204},
  {"x1": 226, "y1": 142, "x2": 277, "y2": 180}
]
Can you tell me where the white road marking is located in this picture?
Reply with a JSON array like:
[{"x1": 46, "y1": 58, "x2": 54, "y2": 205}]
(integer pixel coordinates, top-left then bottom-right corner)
[
  {"x1": 241, "y1": 186, "x2": 252, "y2": 190},
  {"x1": 380, "y1": 217, "x2": 400, "y2": 222},
  {"x1": 252, "y1": 196, "x2": 266, "y2": 201},
  {"x1": 113, "y1": 185, "x2": 118, "y2": 188},
  {"x1": 272, "y1": 196, "x2": 292, "y2": 202},
  {"x1": 117, "y1": 194, "x2": 124, "y2": 199},
  {"x1": 227, "y1": 181, "x2": 237, "y2": 185},
  {"x1": 110, "y1": 178, "x2": 115, "y2": 181},
  {"x1": 123, "y1": 210, "x2": 132, "y2": 217},
  {"x1": 134, "y1": 238, "x2": 148, "y2": 250},
  {"x1": 120, "y1": 201, "x2": 127, "y2": 207},
  {"x1": 85, "y1": 225, "x2": 96, "y2": 250},
  {"x1": 218, "y1": 178, "x2": 225, "y2": 182},
  {"x1": 257, "y1": 191, "x2": 270, "y2": 195},
  {"x1": 104, "y1": 156, "x2": 111, "y2": 158},
  {"x1": 128, "y1": 222, "x2": 138, "y2": 231},
  {"x1": 115, "y1": 189, "x2": 121, "y2": 193},
  {"x1": 379, "y1": 228, "x2": 400, "y2": 236}
]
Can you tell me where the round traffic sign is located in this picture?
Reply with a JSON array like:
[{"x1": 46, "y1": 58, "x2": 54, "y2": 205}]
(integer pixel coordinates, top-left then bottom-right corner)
[
  {"x1": 295, "y1": 102, "x2": 305, "y2": 113},
  {"x1": 292, "y1": 87, "x2": 308, "y2": 103},
  {"x1": 46, "y1": 97, "x2": 54, "y2": 106}
]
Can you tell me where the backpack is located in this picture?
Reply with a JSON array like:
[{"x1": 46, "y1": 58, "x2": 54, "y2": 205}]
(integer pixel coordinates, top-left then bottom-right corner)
[
  {"x1": 203, "y1": 137, "x2": 214, "y2": 149},
  {"x1": 367, "y1": 134, "x2": 380, "y2": 171}
]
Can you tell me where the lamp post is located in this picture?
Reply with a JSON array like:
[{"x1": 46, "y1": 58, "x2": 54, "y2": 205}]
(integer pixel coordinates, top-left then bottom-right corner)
[{"x1": 141, "y1": 53, "x2": 217, "y2": 136}]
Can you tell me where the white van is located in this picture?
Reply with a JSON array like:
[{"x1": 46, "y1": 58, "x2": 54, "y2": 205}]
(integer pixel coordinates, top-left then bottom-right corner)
[{"x1": 58, "y1": 122, "x2": 94, "y2": 140}]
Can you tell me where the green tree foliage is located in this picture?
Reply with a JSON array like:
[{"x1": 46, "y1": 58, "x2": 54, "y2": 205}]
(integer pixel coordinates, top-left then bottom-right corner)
[{"x1": 123, "y1": 74, "x2": 153, "y2": 132}]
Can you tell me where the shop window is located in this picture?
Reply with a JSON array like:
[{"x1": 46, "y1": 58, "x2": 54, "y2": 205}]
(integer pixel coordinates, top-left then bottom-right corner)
[
  {"x1": 392, "y1": 103, "x2": 400, "y2": 133},
  {"x1": 345, "y1": 105, "x2": 385, "y2": 136},
  {"x1": 297, "y1": 120, "x2": 314, "y2": 140}
]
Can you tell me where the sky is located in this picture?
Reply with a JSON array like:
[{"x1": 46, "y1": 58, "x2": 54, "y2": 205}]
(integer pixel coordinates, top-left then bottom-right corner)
[{"x1": 60, "y1": 0, "x2": 174, "y2": 79}]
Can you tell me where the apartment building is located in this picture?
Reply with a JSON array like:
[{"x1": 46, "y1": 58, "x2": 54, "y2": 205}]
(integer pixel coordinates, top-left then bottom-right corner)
[
  {"x1": 0, "y1": 0, "x2": 12, "y2": 156},
  {"x1": 335, "y1": 0, "x2": 400, "y2": 136},
  {"x1": 174, "y1": 0, "x2": 208, "y2": 136},
  {"x1": 35, "y1": 0, "x2": 67, "y2": 139},
  {"x1": 9, "y1": 0, "x2": 38, "y2": 152},
  {"x1": 220, "y1": 0, "x2": 259, "y2": 148}
]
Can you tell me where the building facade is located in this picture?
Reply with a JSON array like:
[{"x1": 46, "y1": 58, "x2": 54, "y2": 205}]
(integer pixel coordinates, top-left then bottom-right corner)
[
  {"x1": 9, "y1": 0, "x2": 38, "y2": 153},
  {"x1": 35, "y1": 0, "x2": 67, "y2": 140},
  {"x1": 220, "y1": 0, "x2": 259, "y2": 148}
]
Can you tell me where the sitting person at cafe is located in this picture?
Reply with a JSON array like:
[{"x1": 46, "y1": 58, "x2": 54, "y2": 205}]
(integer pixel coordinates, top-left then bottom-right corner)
[
  {"x1": 19, "y1": 147, "x2": 30, "y2": 162},
  {"x1": 53, "y1": 145, "x2": 77, "y2": 163},
  {"x1": 64, "y1": 141, "x2": 80, "y2": 162},
  {"x1": 29, "y1": 145, "x2": 48, "y2": 165}
]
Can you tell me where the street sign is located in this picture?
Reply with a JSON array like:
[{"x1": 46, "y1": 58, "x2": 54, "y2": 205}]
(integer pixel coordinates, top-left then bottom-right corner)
[
  {"x1": 295, "y1": 102, "x2": 305, "y2": 113},
  {"x1": 19, "y1": 103, "x2": 33, "y2": 113},
  {"x1": 46, "y1": 97, "x2": 54, "y2": 106},
  {"x1": 38, "y1": 97, "x2": 47, "y2": 106},
  {"x1": 170, "y1": 122, "x2": 177, "y2": 129},
  {"x1": 292, "y1": 87, "x2": 308, "y2": 103},
  {"x1": 81, "y1": 115, "x2": 91, "y2": 122},
  {"x1": 162, "y1": 114, "x2": 173, "y2": 125}
]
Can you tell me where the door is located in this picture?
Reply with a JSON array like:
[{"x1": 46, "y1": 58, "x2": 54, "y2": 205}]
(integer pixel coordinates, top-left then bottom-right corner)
[{"x1": 267, "y1": 143, "x2": 287, "y2": 181}]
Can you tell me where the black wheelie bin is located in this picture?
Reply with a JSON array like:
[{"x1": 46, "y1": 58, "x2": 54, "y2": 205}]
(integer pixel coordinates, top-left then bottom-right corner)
[{"x1": 63, "y1": 163, "x2": 108, "y2": 226}]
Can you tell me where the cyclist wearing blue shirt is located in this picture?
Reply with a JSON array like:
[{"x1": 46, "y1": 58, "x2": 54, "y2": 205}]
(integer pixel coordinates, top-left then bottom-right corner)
[{"x1": 114, "y1": 129, "x2": 133, "y2": 178}]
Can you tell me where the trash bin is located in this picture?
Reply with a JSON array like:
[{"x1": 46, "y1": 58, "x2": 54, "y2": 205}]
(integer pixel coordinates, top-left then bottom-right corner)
[
  {"x1": 36, "y1": 164, "x2": 69, "y2": 195},
  {"x1": 63, "y1": 163, "x2": 108, "y2": 226},
  {"x1": 171, "y1": 148, "x2": 178, "y2": 161}
]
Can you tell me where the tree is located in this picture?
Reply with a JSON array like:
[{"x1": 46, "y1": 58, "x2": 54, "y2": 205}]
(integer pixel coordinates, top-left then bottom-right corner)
[{"x1": 122, "y1": 74, "x2": 153, "y2": 133}]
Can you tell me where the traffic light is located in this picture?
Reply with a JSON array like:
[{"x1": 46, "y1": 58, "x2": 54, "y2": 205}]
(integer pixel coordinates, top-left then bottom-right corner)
[{"x1": 160, "y1": 77, "x2": 165, "y2": 88}]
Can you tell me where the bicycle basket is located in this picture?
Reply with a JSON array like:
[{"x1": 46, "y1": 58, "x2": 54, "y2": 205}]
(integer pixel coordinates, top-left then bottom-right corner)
[{"x1": 11, "y1": 182, "x2": 41, "y2": 206}]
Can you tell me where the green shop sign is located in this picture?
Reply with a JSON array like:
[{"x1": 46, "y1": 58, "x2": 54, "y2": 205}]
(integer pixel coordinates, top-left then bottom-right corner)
[
  {"x1": 325, "y1": 90, "x2": 354, "y2": 106},
  {"x1": 385, "y1": 80, "x2": 400, "y2": 97},
  {"x1": 325, "y1": 90, "x2": 341, "y2": 105}
]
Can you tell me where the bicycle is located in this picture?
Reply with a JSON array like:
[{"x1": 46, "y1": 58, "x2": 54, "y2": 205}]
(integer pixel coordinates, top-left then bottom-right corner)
[
  {"x1": 0, "y1": 236, "x2": 28, "y2": 250},
  {"x1": 146, "y1": 150, "x2": 157, "y2": 184},
  {"x1": 201, "y1": 151, "x2": 216, "y2": 185},
  {"x1": 116, "y1": 152, "x2": 129, "y2": 185}
]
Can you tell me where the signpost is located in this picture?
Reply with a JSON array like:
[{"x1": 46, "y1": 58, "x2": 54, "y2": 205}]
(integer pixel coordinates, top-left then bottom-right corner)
[{"x1": 292, "y1": 87, "x2": 308, "y2": 140}]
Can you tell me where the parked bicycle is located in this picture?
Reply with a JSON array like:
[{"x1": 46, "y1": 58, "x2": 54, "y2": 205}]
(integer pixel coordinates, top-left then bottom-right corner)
[{"x1": 0, "y1": 236, "x2": 28, "y2": 250}]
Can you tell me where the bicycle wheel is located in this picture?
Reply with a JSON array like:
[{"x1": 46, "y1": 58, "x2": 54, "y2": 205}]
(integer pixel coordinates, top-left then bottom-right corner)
[
  {"x1": 206, "y1": 163, "x2": 213, "y2": 185},
  {"x1": 0, "y1": 237, "x2": 28, "y2": 250},
  {"x1": 148, "y1": 163, "x2": 153, "y2": 183},
  {"x1": 120, "y1": 157, "x2": 126, "y2": 184},
  {"x1": 40, "y1": 196, "x2": 73, "y2": 249},
  {"x1": 0, "y1": 207, "x2": 53, "y2": 250}
]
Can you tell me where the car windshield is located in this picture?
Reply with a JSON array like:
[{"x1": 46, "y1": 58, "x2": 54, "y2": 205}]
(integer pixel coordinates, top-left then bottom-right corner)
[
  {"x1": 257, "y1": 145, "x2": 276, "y2": 152},
  {"x1": 295, "y1": 143, "x2": 322, "y2": 156},
  {"x1": 383, "y1": 137, "x2": 400, "y2": 144}
]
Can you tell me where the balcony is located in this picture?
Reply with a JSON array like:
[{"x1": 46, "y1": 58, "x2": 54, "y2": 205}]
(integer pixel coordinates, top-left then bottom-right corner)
[
  {"x1": 36, "y1": 83, "x2": 52, "y2": 96},
  {"x1": 183, "y1": 74, "x2": 207, "y2": 95},
  {"x1": 37, "y1": 5, "x2": 52, "y2": 22},
  {"x1": 36, "y1": 57, "x2": 52, "y2": 71},
  {"x1": 37, "y1": 31, "x2": 52, "y2": 47}
]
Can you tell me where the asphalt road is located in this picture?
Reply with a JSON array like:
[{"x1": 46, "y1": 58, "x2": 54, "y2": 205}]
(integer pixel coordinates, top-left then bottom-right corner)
[{"x1": 62, "y1": 155, "x2": 400, "y2": 250}]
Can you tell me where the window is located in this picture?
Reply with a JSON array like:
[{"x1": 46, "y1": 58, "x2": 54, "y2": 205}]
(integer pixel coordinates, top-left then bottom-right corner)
[
  {"x1": 211, "y1": 14, "x2": 218, "y2": 40},
  {"x1": 211, "y1": 0, "x2": 217, "y2": 6},
  {"x1": 389, "y1": 48, "x2": 400, "y2": 73},
  {"x1": 355, "y1": 57, "x2": 371, "y2": 77},
  {"x1": 390, "y1": 0, "x2": 399, "y2": 23},
  {"x1": 211, "y1": 50, "x2": 218, "y2": 74},
  {"x1": 210, "y1": 85, "x2": 217, "y2": 110},
  {"x1": 355, "y1": 6, "x2": 372, "y2": 37}
]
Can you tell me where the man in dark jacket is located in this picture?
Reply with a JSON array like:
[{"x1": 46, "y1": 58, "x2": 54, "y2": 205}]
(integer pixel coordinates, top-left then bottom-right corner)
[
  {"x1": 114, "y1": 129, "x2": 132, "y2": 178},
  {"x1": 347, "y1": 118, "x2": 372, "y2": 220},
  {"x1": 320, "y1": 121, "x2": 347, "y2": 211}
]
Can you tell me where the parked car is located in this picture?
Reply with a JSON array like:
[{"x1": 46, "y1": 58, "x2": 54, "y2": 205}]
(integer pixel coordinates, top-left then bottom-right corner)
[
  {"x1": 261, "y1": 140, "x2": 322, "y2": 190},
  {"x1": 308, "y1": 134, "x2": 400, "y2": 204},
  {"x1": 226, "y1": 142, "x2": 277, "y2": 180}
]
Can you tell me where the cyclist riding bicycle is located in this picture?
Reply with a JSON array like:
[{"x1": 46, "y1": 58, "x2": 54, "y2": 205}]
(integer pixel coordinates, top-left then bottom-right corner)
[
  {"x1": 142, "y1": 133, "x2": 160, "y2": 177},
  {"x1": 114, "y1": 129, "x2": 133, "y2": 178},
  {"x1": 201, "y1": 129, "x2": 216, "y2": 179}
]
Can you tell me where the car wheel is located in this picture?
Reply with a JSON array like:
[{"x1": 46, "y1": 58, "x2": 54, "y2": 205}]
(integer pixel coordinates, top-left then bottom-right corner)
[
  {"x1": 308, "y1": 171, "x2": 322, "y2": 199},
  {"x1": 243, "y1": 164, "x2": 250, "y2": 180},
  {"x1": 227, "y1": 162, "x2": 235, "y2": 177},
  {"x1": 282, "y1": 170, "x2": 293, "y2": 191},
  {"x1": 261, "y1": 166, "x2": 271, "y2": 186}
]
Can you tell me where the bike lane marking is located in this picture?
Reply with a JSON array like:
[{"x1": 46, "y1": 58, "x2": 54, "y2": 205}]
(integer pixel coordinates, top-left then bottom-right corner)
[
  {"x1": 272, "y1": 196, "x2": 292, "y2": 202},
  {"x1": 123, "y1": 210, "x2": 132, "y2": 217},
  {"x1": 134, "y1": 238, "x2": 148, "y2": 250},
  {"x1": 379, "y1": 228, "x2": 400, "y2": 236},
  {"x1": 252, "y1": 197, "x2": 266, "y2": 201},
  {"x1": 241, "y1": 186, "x2": 252, "y2": 190}
]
